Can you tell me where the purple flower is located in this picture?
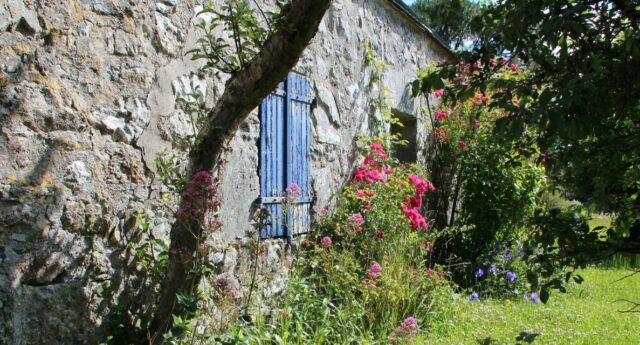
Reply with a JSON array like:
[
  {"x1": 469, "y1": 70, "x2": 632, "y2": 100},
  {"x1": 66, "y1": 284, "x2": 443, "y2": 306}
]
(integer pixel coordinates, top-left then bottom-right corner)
[
  {"x1": 503, "y1": 252, "x2": 512, "y2": 262},
  {"x1": 488, "y1": 265, "x2": 497, "y2": 274},
  {"x1": 524, "y1": 292, "x2": 541, "y2": 304},
  {"x1": 531, "y1": 292, "x2": 541, "y2": 303},
  {"x1": 506, "y1": 271, "x2": 517, "y2": 282},
  {"x1": 475, "y1": 268, "x2": 484, "y2": 278},
  {"x1": 469, "y1": 292, "x2": 479, "y2": 301}
]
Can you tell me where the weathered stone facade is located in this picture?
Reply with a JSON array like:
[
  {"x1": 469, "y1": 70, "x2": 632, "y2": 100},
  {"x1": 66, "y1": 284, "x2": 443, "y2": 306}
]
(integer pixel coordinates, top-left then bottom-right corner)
[{"x1": 0, "y1": 0, "x2": 450, "y2": 343}]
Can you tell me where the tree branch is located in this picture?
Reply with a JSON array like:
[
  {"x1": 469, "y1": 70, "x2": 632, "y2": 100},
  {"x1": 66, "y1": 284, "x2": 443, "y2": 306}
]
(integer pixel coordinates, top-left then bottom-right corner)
[
  {"x1": 612, "y1": 269, "x2": 640, "y2": 284},
  {"x1": 616, "y1": 299, "x2": 640, "y2": 313},
  {"x1": 149, "y1": 0, "x2": 332, "y2": 343}
]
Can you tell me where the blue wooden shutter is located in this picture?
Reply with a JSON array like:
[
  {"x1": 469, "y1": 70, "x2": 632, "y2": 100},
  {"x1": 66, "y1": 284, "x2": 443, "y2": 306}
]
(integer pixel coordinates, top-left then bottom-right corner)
[
  {"x1": 286, "y1": 73, "x2": 313, "y2": 236},
  {"x1": 259, "y1": 80, "x2": 287, "y2": 238},
  {"x1": 259, "y1": 73, "x2": 313, "y2": 238}
]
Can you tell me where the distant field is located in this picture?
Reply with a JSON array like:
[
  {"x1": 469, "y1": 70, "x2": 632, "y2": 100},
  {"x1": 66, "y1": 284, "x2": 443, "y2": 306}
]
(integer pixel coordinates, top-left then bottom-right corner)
[{"x1": 425, "y1": 268, "x2": 640, "y2": 345}]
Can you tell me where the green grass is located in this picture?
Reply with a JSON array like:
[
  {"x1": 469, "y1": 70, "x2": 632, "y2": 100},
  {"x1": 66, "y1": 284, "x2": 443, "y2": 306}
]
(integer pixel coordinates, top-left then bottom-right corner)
[
  {"x1": 423, "y1": 268, "x2": 640, "y2": 345},
  {"x1": 588, "y1": 213, "x2": 612, "y2": 230}
]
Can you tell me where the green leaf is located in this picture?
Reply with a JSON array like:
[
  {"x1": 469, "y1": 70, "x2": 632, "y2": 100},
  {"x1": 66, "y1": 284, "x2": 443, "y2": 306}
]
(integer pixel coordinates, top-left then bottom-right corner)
[
  {"x1": 515, "y1": 331, "x2": 540, "y2": 343},
  {"x1": 540, "y1": 288, "x2": 549, "y2": 303},
  {"x1": 412, "y1": 80, "x2": 422, "y2": 97},
  {"x1": 539, "y1": 88, "x2": 552, "y2": 106},
  {"x1": 428, "y1": 73, "x2": 445, "y2": 90}
]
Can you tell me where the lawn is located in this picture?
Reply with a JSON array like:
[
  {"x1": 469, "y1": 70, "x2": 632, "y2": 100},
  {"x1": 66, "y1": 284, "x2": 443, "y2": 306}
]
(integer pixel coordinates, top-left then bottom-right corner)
[{"x1": 424, "y1": 268, "x2": 640, "y2": 345}]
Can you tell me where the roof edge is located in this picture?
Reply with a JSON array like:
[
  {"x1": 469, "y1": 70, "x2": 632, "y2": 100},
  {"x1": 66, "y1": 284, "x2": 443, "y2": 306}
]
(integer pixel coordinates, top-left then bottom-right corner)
[{"x1": 386, "y1": 0, "x2": 455, "y2": 58}]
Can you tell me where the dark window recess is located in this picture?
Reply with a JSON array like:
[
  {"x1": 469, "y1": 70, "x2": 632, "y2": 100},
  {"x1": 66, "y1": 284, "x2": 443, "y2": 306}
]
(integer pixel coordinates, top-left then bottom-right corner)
[{"x1": 391, "y1": 111, "x2": 418, "y2": 163}]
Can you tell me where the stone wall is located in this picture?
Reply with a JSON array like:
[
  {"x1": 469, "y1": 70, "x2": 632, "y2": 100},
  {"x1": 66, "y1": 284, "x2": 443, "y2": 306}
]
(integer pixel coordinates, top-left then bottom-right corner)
[{"x1": 0, "y1": 0, "x2": 449, "y2": 343}]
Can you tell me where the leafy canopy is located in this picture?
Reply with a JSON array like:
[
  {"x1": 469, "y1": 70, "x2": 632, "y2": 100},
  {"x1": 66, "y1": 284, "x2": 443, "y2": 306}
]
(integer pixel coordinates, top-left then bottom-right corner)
[
  {"x1": 410, "y1": 0, "x2": 481, "y2": 50},
  {"x1": 422, "y1": 0, "x2": 640, "y2": 253}
]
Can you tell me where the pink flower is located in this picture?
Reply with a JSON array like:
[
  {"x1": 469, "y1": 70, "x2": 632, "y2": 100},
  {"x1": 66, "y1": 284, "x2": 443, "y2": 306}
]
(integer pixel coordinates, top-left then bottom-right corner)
[
  {"x1": 490, "y1": 57, "x2": 498, "y2": 66},
  {"x1": 367, "y1": 262, "x2": 382, "y2": 279},
  {"x1": 434, "y1": 128, "x2": 447, "y2": 141},
  {"x1": 348, "y1": 213, "x2": 365, "y2": 228},
  {"x1": 319, "y1": 208, "x2": 329, "y2": 216},
  {"x1": 405, "y1": 196, "x2": 422, "y2": 208},
  {"x1": 433, "y1": 89, "x2": 445, "y2": 98},
  {"x1": 401, "y1": 204, "x2": 428, "y2": 231},
  {"x1": 435, "y1": 109, "x2": 448, "y2": 121},
  {"x1": 398, "y1": 316, "x2": 417, "y2": 333},
  {"x1": 474, "y1": 94, "x2": 488, "y2": 106},
  {"x1": 458, "y1": 140, "x2": 466, "y2": 150},
  {"x1": 285, "y1": 182, "x2": 300, "y2": 194},
  {"x1": 363, "y1": 202, "x2": 372, "y2": 210},
  {"x1": 501, "y1": 58, "x2": 508, "y2": 66},
  {"x1": 354, "y1": 167, "x2": 386, "y2": 185},
  {"x1": 408, "y1": 175, "x2": 429, "y2": 197},
  {"x1": 377, "y1": 230, "x2": 384, "y2": 239},
  {"x1": 390, "y1": 316, "x2": 418, "y2": 342},
  {"x1": 356, "y1": 189, "x2": 376, "y2": 198},
  {"x1": 320, "y1": 236, "x2": 332, "y2": 248},
  {"x1": 285, "y1": 182, "x2": 301, "y2": 201},
  {"x1": 176, "y1": 203, "x2": 200, "y2": 219},
  {"x1": 370, "y1": 142, "x2": 384, "y2": 151},
  {"x1": 473, "y1": 60, "x2": 481, "y2": 68},
  {"x1": 472, "y1": 118, "x2": 481, "y2": 128},
  {"x1": 510, "y1": 63, "x2": 519, "y2": 72}
]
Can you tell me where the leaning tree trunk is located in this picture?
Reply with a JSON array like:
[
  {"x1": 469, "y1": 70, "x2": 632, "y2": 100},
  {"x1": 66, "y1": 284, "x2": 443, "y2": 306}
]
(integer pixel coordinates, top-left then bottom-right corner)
[{"x1": 149, "y1": 0, "x2": 332, "y2": 342}]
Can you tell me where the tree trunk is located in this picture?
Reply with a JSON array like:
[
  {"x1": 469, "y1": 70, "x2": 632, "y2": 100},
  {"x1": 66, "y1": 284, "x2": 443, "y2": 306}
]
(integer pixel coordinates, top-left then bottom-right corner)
[{"x1": 149, "y1": 0, "x2": 332, "y2": 342}]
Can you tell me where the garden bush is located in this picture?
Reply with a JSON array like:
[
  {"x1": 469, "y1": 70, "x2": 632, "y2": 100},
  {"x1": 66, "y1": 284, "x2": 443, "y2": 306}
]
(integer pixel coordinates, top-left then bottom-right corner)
[{"x1": 214, "y1": 140, "x2": 454, "y2": 344}]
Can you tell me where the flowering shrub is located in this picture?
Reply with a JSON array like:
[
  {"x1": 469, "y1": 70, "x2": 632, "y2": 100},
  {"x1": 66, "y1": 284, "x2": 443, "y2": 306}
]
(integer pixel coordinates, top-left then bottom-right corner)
[
  {"x1": 267, "y1": 140, "x2": 453, "y2": 343},
  {"x1": 414, "y1": 60, "x2": 547, "y2": 297},
  {"x1": 315, "y1": 141, "x2": 436, "y2": 261}
]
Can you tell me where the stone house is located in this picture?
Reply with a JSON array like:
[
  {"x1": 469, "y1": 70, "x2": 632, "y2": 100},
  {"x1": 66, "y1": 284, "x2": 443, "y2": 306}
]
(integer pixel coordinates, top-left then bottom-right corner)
[{"x1": 0, "y1": 0, "x2": 451, "y2": 343}]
